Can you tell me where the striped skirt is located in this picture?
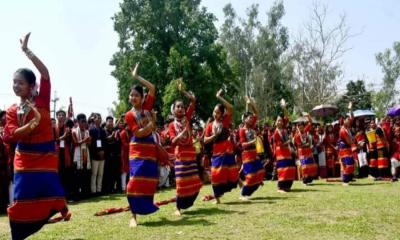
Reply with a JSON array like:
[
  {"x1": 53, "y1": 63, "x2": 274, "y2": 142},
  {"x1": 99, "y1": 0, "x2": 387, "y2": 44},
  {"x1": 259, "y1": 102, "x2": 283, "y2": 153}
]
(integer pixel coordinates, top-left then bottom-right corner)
[
  {"x1": 275, "y1": 146, "x2": 296, "y2": 190},
  {"x1": 368, "y1": 149, "x2": 378, "y2": 168},
  {"x1": 174, "y1": 145, "x2": 202, "y2": 209},
  {"x1": 211, "y1": 152, "x2": 239, "y2": 198},
  {"x1": 9, "y1": 141, "x2": 69, "y2": 240},
  {"x1": 377, "y1": 148, "x2": 389, "y2": 169},
  {"x1": 127, "y1": 135, "x2": 159, "y2": 215},
  {"x1": 240, "y1": 149, "x2": 265, "y2": 196},
  {"x1": 339, "y1": 148, "x2": 355, "y2": 183},
  {"x1": 300, "y1": 157, "x2": 318, "y2": 178}
]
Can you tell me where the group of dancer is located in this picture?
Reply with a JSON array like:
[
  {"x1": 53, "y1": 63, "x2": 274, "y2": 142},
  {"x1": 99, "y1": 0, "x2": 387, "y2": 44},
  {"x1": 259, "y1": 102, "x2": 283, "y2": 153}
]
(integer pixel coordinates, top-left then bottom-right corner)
[
  {"x1": 3, "y1": 33, "x2": 400, "y2": 239},
  {"x1": 125, "y1": 63, "x2": 266, "y2": 226}
]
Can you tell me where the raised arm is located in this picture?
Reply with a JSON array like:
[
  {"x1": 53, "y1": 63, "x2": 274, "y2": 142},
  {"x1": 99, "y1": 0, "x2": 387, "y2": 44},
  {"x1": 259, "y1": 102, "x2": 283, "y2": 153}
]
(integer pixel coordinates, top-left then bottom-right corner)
[
  {"x1": 131, "y1": 63, "x2": 155, "y2": 97},
  {"x1": 348, "y1": 102, "x2": 354, "y2": 124},
  {"x1": 20, "y1": 33, "x2": 49, "y2": 80},
  {"x1": 216, "y1": 89, "x2": 233, "y2": 115},
  {"x1": 304, "y1": 113, "x2": 313, "y2": 132},
  {"x1": 178, "y1": 80, "x2": 196, "y2": 117},
  {"x1": 245, "y1": 96, "x2": 259, "y2": 117},
  {"x1": 178, "y1": 80, "x2": 196, "y2": 104}
]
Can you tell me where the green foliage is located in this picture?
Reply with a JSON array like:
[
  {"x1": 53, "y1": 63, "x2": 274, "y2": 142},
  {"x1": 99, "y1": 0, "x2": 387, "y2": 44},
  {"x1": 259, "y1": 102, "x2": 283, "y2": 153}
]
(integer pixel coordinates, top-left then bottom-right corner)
[
  {"x1": 220, "y1": 1, "x2": 294, "y2": 121},
  {"x1": 374, "y1": 41, "x2": 400, "y2": 116},
  {"x1": 111, "y1": 0, "x2": 237, "y2": 121},
  {"x1": 336, "y1": 80, "x2": 373, "y2": 116}
]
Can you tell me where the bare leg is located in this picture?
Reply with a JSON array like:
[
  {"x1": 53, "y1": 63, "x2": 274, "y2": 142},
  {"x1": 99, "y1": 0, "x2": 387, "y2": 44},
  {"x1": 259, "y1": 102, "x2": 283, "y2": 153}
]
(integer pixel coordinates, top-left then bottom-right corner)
[
  {"x1": 239, "y1": 195, "x2": 250, "y2": 201},
  {"x1": 174, "y1": 208, "x2": 182, "y2": 216},
  {"x1": 129, "y1": 214, "x2": 138, "y2": 228}
]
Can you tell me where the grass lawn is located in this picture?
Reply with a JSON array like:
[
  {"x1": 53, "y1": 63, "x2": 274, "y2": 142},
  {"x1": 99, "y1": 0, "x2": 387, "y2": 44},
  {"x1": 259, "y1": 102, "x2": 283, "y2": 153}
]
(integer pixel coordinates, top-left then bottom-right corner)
[{"x1": 1, "y1": 179, "x2": 399, "y2": 240}]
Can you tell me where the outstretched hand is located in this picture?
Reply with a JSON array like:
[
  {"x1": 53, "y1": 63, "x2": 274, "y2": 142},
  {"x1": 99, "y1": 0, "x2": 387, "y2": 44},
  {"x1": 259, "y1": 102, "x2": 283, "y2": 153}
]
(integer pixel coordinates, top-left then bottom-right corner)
[
  {"x1": 177, "y1": 78, "x2": 184, "y2": 92},
  {"x1": 216, "y1": 89, "x2": 224, "y2": 98},
  {"x1": 245, "y1": 96, "x2": 253, "y2": 105},
  {"x1": 348, "y1": 102, "x2": 353, "y2": 110},
  {"x1": 132, "y1": 63, "x2": 140, "y2": 79},
  {"x1": 20, "y1": 32, "x2": 31, "y2": 51},
  {"x1": 280, "y1": 99, "x2": 286, "y2": 108}
]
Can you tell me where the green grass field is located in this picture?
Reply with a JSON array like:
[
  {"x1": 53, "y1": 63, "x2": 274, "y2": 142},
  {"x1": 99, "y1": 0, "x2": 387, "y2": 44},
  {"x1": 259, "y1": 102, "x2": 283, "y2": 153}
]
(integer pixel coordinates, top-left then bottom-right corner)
[{"x1": 1, "y1": 179, "x2": 399, "y2": 240}]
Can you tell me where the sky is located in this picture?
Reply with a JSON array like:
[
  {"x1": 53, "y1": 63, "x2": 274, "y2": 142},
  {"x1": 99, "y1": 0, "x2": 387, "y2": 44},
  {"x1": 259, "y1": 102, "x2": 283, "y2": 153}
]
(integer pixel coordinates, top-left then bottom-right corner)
[{"x1": 0, "y1": 0, "x2": 399, "y2": 117}]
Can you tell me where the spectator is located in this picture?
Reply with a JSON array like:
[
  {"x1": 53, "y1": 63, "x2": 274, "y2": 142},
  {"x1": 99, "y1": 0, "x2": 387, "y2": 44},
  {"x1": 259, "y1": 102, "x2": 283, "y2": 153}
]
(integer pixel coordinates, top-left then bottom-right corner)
[
  {"x1": 103, "y1": 116, "x2": 122, "y2": 194},
  {"x1": 89, "y1": 113, "x2": 106, "y2": 195},
  {"x1": 72, "y1": 113, "x2": 91, "y2": 199}
]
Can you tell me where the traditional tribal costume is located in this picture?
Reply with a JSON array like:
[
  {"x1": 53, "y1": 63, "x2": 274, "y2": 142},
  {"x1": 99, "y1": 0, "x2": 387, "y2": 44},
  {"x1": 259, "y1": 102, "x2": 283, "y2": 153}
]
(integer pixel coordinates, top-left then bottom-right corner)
[
  {"x1": 205, "y1": 112, "x2": 239, "y2": 198},
  {"x1": 4, "y1": 75, "x2": 70, "y2": 240},
  {"x1": 390, "y1": 128, "x2": 400, "y2": 180},
  {"x1": 338, "y1": 125, "x2": 355, "y2": 183},
  {"x1": 366, "y1": 128, "x2": 378, "y2": 178},
  {"x1": 239, "y1": 126, "x2": 265, "y2": 196},
  {"x1": 125, "y1": 94, "x2": 159, "y2": 215},
  {"x1": 294, "y1": 123, "x2": 318, "y2": 184},
  {"x1": 375, "y1": 127, "x2": 389, "y2": 178},
  {"x1": 169, "y1": 102, "x2": 202, "y2": 210},
  {"x1": 273, "y1": 117, "x2": 296, "y2": 191},
  {"x1": 324, "y1": 131, "x2": 338, "y2": 177}
]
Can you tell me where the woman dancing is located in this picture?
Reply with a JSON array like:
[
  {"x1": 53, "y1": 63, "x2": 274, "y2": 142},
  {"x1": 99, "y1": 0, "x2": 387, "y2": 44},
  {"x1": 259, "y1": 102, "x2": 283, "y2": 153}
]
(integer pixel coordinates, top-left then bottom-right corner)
[
  {"x1": 169, "y1": 81, "x2": 202, "y2": 215},
  {"x1": 204, "y1": 89, "x2": 239, "y2": 204},
  {"x1": 294, "y1": 114, "x2": 318, "y2": 185},
  {"x1": 272, "y1": 100, "x2": 297, "y2": 193},
  {"x1": 125, "y1": 63, "x2": 158, "y2": 227},
  {"x1": 238, "y1": 96, "x2": 265, "y2": 200},
  {"x1": 4, "y1": 33, "x2": 70, "y2": 240},
  {"x1": 338, "y1": 103, "x2": 355, "y2": 185}
]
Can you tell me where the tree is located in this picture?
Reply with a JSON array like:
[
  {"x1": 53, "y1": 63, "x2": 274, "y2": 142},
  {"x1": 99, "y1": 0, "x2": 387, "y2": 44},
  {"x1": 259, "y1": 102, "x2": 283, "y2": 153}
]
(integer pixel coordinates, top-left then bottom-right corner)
[
  {"x1": 291, "y1": 2, "x2": 354, "y2": 112},
  {"x1": 220, "y1": 1, "x2": 294, "y2": 121},
  {"x1": 336, "y1": 80, "x2": 372, "y2": 115},
  {"x1": 373, "y1": 41, "x2": 400, "y2": 117},
  {"x1": 110, "y1": 0, "x2": 237, "y2": 121}
]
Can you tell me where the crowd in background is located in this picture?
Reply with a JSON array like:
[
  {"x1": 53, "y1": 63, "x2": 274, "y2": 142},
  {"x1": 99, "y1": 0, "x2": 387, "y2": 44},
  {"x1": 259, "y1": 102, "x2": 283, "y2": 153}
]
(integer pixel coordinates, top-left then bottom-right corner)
[{"x1": 1, "y1": 107, "x2": 400, "y2": 213}]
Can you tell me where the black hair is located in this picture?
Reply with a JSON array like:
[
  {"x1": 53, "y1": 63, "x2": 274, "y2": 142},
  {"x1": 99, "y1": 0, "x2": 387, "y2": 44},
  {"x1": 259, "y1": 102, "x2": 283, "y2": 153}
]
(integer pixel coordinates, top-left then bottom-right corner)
[
  {"x1": 106, "y1": 116, "x2": 114, "y2": 121},
  {"x1": 0, "y1": 111, "x2": 6, "y2": 119},
  {"x1": 15, "y1": 68, "x2": 36, "y2": 85},
  {"x1": 65, "y1": 118, "x2": 74, "y2": 128},
  {"x1": 242, "y1": 111, "x2": 253, "y2": 122},
  {"x1": 130, "y1": 85, "x2": 144, "y2": 97},
  {"x1": 94, "y1": 113, "x2": 102, "y2": 119},
  {"x1": 77, "y1": 113, "x2": 87, "y2": 121},
  {"x1": 56, "y1": 110, "x2": 66, "y2": 116},
  {"x1": 215, "y1": 103, "x2": 225, "y2": 115}
]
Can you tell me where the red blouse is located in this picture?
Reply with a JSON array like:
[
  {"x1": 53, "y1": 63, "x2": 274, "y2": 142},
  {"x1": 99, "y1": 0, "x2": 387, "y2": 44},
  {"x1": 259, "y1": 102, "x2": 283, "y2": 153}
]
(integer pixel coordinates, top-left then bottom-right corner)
[
  {"x1": 168, "y1": 102, "x2": 195, "y2": 146},
  {"x1": 125, "y1": 94, "x2": 154, "y2": 133},
  {"x1": 4, "y1": 75, "x2": 51, "y2": 144}
]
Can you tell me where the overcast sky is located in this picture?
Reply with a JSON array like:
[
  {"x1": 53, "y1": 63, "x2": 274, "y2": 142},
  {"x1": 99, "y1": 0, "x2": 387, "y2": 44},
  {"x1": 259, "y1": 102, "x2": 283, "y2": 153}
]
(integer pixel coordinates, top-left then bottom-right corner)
[{"x1": 0, "y1": 0, "x2": 399, "y2": 117}]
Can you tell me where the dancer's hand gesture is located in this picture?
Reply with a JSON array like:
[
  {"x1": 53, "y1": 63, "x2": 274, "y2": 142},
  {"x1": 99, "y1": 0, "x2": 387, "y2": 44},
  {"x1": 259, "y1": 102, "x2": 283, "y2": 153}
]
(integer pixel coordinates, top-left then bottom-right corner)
[{"x1": 20, "y1": 32, "x2": 31, "y2": 51}]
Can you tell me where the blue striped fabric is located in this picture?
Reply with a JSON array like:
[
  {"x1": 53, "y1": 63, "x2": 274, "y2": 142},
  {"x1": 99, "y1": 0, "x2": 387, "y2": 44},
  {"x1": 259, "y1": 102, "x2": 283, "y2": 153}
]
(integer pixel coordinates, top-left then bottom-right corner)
[
  {"x1": 13, "y1": 172, "x2": 65, "y2": 200},
  {"x1": 16, "y1": 141, "x2": 56, "y2": 153}
]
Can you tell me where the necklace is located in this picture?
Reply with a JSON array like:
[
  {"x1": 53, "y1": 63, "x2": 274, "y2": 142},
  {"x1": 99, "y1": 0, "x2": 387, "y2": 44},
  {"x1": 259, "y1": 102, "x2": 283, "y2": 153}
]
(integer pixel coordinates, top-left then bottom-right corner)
[{"x1": 17, "y1": 98, "x2": 34, "y2": 127}]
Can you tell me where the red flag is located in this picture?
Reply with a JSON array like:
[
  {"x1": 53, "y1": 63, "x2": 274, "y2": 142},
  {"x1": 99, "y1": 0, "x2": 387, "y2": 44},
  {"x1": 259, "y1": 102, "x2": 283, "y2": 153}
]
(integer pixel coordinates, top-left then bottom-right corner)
[{"x1": 67, "y1": 97, "x2": 74, "y2": 119}]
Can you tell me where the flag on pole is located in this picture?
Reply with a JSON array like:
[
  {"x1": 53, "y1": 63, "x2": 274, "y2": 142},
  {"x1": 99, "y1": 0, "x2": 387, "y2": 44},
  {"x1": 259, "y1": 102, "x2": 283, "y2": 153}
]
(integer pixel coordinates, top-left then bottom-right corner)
[{"x1": 67, "y1": 97, "x2": 74, "y2": 119}]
